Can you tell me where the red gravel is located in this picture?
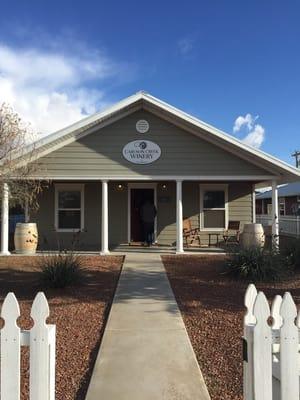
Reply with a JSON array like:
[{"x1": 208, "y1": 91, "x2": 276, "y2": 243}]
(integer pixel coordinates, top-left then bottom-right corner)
[
  {"x1": 162, "y1": 255, "x2": 300, "y2": 400},
  {"x1": 0, "y1": 255, "x2": 123, "y2": 400}
]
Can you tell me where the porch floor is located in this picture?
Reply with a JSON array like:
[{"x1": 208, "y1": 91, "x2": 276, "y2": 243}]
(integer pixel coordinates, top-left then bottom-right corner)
[{"x1": 111, "y1": 244, "x2": 227, "y2": 254}]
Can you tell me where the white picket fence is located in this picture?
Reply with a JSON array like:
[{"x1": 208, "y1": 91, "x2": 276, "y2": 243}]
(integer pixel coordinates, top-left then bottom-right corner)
[
  {"x1": 0, "y1": 292, "x2": 55, "y2": 400},
  {"x1": 257, "y1": 214, "x2": 300, "y2": 237},
  {"x1": 244, "y1": 284, "x2": 300, "y2": 400}
]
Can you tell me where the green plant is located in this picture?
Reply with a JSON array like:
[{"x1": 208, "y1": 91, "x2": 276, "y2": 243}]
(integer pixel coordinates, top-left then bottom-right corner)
[
  {"x1": 39, "y1": 252, "x2": 83, "y2": 288},
  {"x1": 281, "y1": 238, "x2": 300, "y2": 270},
  {"x1": 225, "y1": 246, "x2": 288, "y2": 282}
]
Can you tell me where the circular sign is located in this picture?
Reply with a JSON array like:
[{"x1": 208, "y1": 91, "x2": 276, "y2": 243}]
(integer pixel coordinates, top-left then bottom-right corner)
[
  {"x1": 122, "y1": 140, "x2": 161, "y2": 164},
  {"x1": 136, "y1": 119, "x2": 149, "y2": 133}
]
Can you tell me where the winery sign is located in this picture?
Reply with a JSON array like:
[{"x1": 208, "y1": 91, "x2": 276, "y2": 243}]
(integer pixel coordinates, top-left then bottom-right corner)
[{"x1": 122, "y1": 140, "x2": 161, "y2": 164}]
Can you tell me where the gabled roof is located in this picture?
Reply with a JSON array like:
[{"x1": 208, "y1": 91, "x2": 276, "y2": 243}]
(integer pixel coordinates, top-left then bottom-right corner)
[
  {"x1": 256, "y1": 181, "x2": 300, "y2": 199},
  {"x1": 12, "y1": 91, "x2": 300, "y2": 183}
]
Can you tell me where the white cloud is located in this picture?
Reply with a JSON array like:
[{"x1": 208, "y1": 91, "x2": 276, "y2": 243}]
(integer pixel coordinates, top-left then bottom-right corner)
[
  {"x1": 233, "y1": 113, "x2": 265, "y2": 148},
  {"x1": 178, "y1": 38, "x2": 194, "y2": 55},
  {"x1": 242, "y1": 124, "x2": 265, "y2": 148},
  {"x1": 0, "y1": 42, "x2": 127, "y2": 137}
]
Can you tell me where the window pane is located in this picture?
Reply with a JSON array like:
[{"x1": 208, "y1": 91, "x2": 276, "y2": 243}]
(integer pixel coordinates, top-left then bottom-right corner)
[
  {"x1": 59, "y1": 191, "x2": 81, "y2": 208},
  {"x1": 203, "y1": 191, "x2": 225, "y2": 209},
  {"x1": 203, "y1": 210, "x2": 225, "y2": 228},
  {"x1": 58, "y1": 210, "x2": 81, "y2": 229}
]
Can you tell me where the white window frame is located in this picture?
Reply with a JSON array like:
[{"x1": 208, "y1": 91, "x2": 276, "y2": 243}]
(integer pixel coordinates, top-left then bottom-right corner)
[
  {"x1": 54, "y1": 184, "x2": 85, "y2": 232},
  {"x1": 279, "y1": 197, "x2": 285, "y2": 216},
  {"x1": 200, "y1": 184, "x2": 228, "y2": 231}
]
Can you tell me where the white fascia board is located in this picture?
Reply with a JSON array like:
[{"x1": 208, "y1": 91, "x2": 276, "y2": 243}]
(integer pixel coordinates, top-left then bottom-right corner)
[
  {"x1": 142, "y1": 93, "x2": 300, "y2": 178},
  {"x1": 8, "y1": 90, "x2": 300, "y2": 180},
  {"x1": 23, "y1": 175, "x2": 277, "y2": 181},
  {"x1": 10, "y1": 92, "x2": 143, "y2": 162}
]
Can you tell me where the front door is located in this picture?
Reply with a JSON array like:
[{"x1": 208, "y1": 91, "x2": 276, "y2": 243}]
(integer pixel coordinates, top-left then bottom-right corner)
[{"x1": 130, "y1": 188, "x2": 154, "y2": 243}]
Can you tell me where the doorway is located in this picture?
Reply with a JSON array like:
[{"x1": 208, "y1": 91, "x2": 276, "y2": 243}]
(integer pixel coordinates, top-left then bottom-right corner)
[{"x1": 128, "y1": 184, "x2": 157, "y2": 244}]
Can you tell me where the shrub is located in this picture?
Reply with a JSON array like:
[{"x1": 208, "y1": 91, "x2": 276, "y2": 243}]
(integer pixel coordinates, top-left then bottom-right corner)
[
  {"x1": 225, "y1": 246, "x2": 288, "y2": 282},
  {"x1": 281, "y1": 238, "x2": 300, "y2": 270},
  {"x1": 39, "y1": 252, "x2": 83, "y2": 288}
]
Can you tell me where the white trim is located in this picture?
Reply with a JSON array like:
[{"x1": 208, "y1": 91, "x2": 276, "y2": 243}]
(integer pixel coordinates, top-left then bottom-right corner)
[
  {"x1": 9, "y1": 91, "x2": 300, "y2": 181},
  {"x1": 0, "y1": 183, "x2": 10, "y2": 255},
  {"x1": 199, "y1": 184, "x2": 228, "y2": 231},
  {"x1": 252, "y1": 184, "x2": 256, "y2": 223},
  {"x1": 272, "y1": 180, "x2": 279, "y2": 250},
  {"x1": 101, "y1": 180, "x2": 109, "y2": 254},
  {"x1": 24, "y1": 198, "x2": 29, "y2": 223},
  {"x1": 127, "y1": 183, "x2": 157, "y2": 243},
  {"x1": 176, "y1": 180, "x2": 184, "y2": 253},
  {"x1": 25, "y1": 175, "x2": 278, "y2": 182},
  {"x1": 54, "y1": 183, "x2": 85, "y2": 232}
]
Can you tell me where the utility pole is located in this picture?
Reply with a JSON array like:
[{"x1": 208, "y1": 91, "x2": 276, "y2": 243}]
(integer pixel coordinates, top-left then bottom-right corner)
[{"x1": 292, "y1": 150, "x2": 300, "y2": 168}]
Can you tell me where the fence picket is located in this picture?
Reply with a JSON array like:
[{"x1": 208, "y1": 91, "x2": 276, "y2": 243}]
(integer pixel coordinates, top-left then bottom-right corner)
[
  {"x1": 243, "y1": 284, "x2": 257, "y2": 400},
  {"x1": 296, "y1": 308, "x2": 300, "y2": 329},
  {"x1": 244, "y1": 284, "x2": 257, "y2": 325},
  {"x1": 271, "y1": 295, "x2": 283, "y2": 330},
  {"x1": 253, "y1": 292, "x2": 272, "y2": 400},
  {"x1": 0, "y1": 293, "x2": 21, "y2": 400},
  {"x1": 280, "y1": 292, "x2": 299, "y2": 400},
  {"x1": 29, "y1": 292, "x2": 51, "y2": 400}
]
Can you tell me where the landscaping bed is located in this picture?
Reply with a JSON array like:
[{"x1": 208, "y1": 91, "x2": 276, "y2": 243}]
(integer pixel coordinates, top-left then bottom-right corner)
[
  {"x1": 0, "y1": 255, "x2": 123, "y2": 400},
  {"x1": 162, "y1": 255, "x2": 300, "y2": 400}
]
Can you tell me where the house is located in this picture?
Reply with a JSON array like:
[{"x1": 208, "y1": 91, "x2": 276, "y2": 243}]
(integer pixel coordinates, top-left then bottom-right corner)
[
  {"x1": 256, "y1": 181, "x2": 300, "y2": 216},
  {"x1": 1, "y1": 92, "x2": 300, "y2": 254}
]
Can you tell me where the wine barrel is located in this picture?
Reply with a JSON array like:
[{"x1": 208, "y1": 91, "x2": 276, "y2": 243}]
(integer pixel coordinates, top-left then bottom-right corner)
[
  {"x1": 14, "y1": 223, "x2": 38, "y2": 254},
  {"x1": 242, "y1": 223, "x2": 265, "y2": 249}
]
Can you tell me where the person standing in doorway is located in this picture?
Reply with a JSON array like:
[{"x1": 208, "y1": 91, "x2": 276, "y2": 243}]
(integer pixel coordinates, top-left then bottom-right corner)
[{"x1": 140, "y1": 199, "x2": 157, "y2": 246}]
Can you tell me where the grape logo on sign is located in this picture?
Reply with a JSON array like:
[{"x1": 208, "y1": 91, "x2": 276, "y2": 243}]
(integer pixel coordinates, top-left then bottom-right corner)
[
  {"x1": 123, "y1": 140, "x2": 161, "y2": 164},
  {"x1": 136, "y1": 141, "x2": 147, "y2": 150}
]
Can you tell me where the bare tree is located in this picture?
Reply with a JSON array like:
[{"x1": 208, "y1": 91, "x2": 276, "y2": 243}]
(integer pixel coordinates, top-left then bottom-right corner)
[{"x1": 0, "y1": 103, "x2": 44, "y2": 214}]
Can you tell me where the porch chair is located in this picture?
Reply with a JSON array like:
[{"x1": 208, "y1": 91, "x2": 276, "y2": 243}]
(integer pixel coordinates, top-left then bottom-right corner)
[
  {"x1": 183, "y1": 217, "x2": 202, "y2": 247},
  {"x1": 223, "y1": 221, "x2": 240, "y2": 245}
]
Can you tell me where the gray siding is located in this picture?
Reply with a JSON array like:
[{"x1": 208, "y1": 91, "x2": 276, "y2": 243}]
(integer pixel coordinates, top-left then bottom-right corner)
[
  {"x1": 157, "y1": 182, "x2": 176, "y2": 245},
  {"x1": 33, "y1": 181, "x2": 253, "y2": 249},
  {"x1": 109, "y1": 183, "x2": 128, "y2": 247},
  {"x1": 36, "y1": 110, "x2": 270, "y2": 178},
  {"x1": 33, "y1": 182, "x2": 101, "y2": 251}
]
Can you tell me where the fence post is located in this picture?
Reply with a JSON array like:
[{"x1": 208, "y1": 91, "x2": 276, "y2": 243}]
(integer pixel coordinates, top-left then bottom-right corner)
[
  {"x1": 280, "y1": 293, "x2": 299, "y2": 400},
  {"x1": 48, "y1": 325, "x2": 56, "y2": 400},
  {"x1": 1, "y1": 293, "x2": 21, "y2": 400},
  {"x1": 253, "y1": 292, "x2": 272, "y2": 400},
  {"x1": 243, "y1": 284, "x2": 257, "y2": 400},
  {"x1": 297, "y1": 216, "x2": 300, "y2": 237},
  {"x1": 30, "y1": 292, "x2": 55, "y2": 400}
]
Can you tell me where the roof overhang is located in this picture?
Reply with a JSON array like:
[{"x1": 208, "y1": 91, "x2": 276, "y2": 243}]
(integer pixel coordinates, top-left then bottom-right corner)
[{"x1": 6, "y1": 91, "x2": 300, "y2": 185}]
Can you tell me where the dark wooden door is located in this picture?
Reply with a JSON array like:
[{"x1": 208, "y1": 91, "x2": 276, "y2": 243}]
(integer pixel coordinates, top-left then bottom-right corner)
[{"x1": 130, "y1": 189, "x2": 154, "y2": 242}]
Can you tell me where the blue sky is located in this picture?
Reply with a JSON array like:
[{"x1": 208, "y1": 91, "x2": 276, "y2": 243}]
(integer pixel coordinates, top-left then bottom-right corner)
[{"x1": 0, "y1": 1, "x2": 299, "y2": 165}]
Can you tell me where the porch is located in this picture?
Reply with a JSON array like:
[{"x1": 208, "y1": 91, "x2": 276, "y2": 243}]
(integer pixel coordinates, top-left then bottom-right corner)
[{"x1": 0, "y1": 177, "x2": 280, "y2": 255}]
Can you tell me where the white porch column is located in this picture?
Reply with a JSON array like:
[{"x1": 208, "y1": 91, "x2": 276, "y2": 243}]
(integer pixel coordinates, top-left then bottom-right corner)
[
  {"x1": 252, "y1": 184, "x2": 256, "y2": 223},
  {"x1": 271, "y1": 179, "x2": 279, "y2": 250},
  {"x1": 1, "y1": 183, "x2": 10, "y2": 255},
  {"x1": 176, "y1": 180, "x2": 184, "y2": 253},
  {"x1": 24, "y1": 198, "x2": 29, "y2": 223},
  {"x1": 101, "y1": 180, "x2": 109, "y2": 254}
]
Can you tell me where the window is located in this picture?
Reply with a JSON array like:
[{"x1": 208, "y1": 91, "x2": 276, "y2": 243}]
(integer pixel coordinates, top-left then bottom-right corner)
[
  {"x1": 279, "y1": 197, "x2": 285, "y2": 216},
  {"x1": 200, "y1": 185, "x2": 228, "y2": 230},
  {"x1": 55, "y1": 184, "x2": 84, "y2": 231}
]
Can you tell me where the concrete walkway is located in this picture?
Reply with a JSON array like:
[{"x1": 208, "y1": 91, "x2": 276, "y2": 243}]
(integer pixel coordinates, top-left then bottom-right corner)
[{"x1": 86, "y1": 253, "x2": 210, "y2": 400}]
